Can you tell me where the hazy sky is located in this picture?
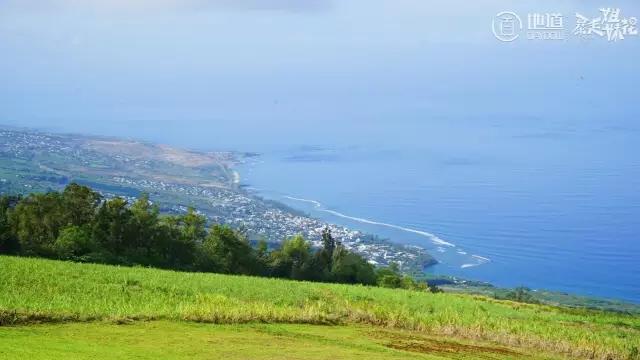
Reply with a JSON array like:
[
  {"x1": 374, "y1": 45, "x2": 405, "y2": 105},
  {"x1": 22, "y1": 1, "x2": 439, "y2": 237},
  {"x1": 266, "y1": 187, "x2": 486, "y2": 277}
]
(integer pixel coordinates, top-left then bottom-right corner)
[{"x1": 1, "y1": 0, "x2": 639, "y2": 150}]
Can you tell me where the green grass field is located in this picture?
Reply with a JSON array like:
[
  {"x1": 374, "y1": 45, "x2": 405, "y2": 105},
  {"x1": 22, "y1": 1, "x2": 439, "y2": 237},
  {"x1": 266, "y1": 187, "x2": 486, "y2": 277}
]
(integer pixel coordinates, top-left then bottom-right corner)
[
  {"x1": 1, "y1": 321, "x2": 571, "y2": 360},
  {"x1": 0, "y1": 321, "x2": 566, "y2": 360},
  {"x1": 1, "y1": 256, "x2": 639, "y2": 359}
]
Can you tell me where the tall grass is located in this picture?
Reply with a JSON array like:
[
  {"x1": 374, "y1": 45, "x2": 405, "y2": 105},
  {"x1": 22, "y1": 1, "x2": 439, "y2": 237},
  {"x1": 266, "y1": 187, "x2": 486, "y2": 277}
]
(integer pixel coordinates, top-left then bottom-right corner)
[{"x1": 1, "y1": 256, "x2": 638, "y2": 360}]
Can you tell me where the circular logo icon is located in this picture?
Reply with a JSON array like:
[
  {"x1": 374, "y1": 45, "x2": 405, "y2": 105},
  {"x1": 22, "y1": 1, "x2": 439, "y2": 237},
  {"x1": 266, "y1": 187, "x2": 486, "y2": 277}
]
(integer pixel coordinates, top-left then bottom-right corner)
[{"x1": 492, "y1": 11, "x2": 522, "y2": 42}]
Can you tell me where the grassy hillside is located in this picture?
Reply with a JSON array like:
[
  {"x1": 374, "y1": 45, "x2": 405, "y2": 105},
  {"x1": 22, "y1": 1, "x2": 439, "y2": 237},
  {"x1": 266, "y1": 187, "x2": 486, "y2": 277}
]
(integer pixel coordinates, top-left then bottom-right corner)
[
  {"x1": 1, "y1": 256, "x2": 639, "y2": 360},
  {"x1": 1, "y1": 322, "x2": 569, "y2": 360}
]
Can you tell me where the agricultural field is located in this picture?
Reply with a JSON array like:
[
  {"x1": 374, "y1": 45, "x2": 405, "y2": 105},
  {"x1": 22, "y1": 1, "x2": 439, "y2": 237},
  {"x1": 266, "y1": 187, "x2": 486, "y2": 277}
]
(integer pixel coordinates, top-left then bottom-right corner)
[
  {"x1": 0, "y1": 321, "x2": 562, "y2": 360},
  {"x1": 1, "y1": 256, "x2": 639, "y2": 359}
]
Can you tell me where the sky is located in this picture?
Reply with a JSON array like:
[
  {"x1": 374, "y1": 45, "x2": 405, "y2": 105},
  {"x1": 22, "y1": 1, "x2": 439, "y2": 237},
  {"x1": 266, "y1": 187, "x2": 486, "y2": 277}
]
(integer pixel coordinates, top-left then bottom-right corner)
[{"x1": 1, "y1": 0, "x2": 639, "y2": 151}]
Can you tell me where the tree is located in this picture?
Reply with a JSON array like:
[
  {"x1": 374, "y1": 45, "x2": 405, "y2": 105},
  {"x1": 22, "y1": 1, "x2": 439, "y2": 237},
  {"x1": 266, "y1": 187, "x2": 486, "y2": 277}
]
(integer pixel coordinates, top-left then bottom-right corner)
[
  {"x1": 180, "y1": 208, "x2": 207, "y2": 245},
  {"x1": 498, "y1": 287, "x2": 539, "y2": 304},
  {"x1": 54, "y1": 225, "x2": 96, "y2": 260},
  {"x1": 376, "y1": 263, "x2": 404, "y2": 288},
  {"x1": 321, "y1": 227, "x2": 335, "y2": 265},
  {"x1": 9, "y1": 192, "x2": 66, "y2": 257},
  {"x1": 0, "y1": 195, "x2": 20, "y2": 254},
  {"x1": 61, "y1": 183, "x2": 101, "y2": 227},
  {"x1": 331, "y1": 245, "x2": 376, "y2": 285},
  {"x1": 270, "y1": 235, "x2": 316, "y2": 280},
  {"x1": 199, "y1": 225, "x2": 257, "y2": 275},
  {"x1": 311, "y1": 227, "x2": 337, "y2": 281},
  {"x1": 126, "y1": 193, "x2": 161, "y2": 264},
  {"x1": 254, "y1": 238, "x2": 270, "y2": 276},
  {"x1": 375, "y1": 262, "x2": 426, "y2": 290},
  {"x1": 91, "y1": 197, "x2": 133, "y2": 261},
  {"x1": 160, "y1": 208, "x2": 206, "y2": 269}
]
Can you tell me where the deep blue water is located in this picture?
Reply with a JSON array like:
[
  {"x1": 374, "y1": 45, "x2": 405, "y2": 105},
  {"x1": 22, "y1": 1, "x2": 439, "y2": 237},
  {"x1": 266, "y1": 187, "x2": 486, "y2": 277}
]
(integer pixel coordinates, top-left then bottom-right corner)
[{"x1": 238, "y1": 119, "x2": 640, "y2": 303}]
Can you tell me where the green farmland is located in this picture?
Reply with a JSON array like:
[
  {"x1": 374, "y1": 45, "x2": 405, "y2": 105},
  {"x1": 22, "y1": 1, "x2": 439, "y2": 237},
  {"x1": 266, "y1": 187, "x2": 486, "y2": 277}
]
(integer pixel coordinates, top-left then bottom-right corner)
[{"x1": 1, "y1": 256, "x2": 639, "y2": 359}]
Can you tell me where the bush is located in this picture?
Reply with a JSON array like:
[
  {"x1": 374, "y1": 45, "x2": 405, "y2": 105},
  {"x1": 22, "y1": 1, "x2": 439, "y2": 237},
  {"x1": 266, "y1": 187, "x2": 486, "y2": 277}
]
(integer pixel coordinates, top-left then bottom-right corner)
[
  {"x1": 376, "y1": 263, "x2": 426, "y2": 290},
  {"x1": 331, "y1": 247, "x2": 376, "y2": 285},
  {"x1": 496, "y1": 286, "x2": 540, "y2": 304},
  {"x1": 54, "y1": 225, "x2": 96, "y2": 260}
]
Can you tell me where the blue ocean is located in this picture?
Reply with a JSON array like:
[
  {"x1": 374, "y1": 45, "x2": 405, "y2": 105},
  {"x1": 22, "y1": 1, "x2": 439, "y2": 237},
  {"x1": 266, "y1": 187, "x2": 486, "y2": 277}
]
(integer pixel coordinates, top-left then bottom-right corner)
[{"x1": 238, "y1": 118, "x2": 640, "y2": 304}]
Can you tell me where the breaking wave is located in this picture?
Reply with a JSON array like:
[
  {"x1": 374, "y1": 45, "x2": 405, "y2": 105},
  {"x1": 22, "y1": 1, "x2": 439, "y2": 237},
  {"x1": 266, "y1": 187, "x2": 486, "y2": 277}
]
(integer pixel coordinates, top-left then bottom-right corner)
[
  {"x1": 284, "y1": 195, "x2": 455, "y2": 247},
  {"x1": 284, "y1": 194, "x2": 493, "y2": 269},
  {"x1": 283, "y1": 196, "x2": 322, "y2": 208},
  {"x1": 460, "y1": 255, "x2": 491, "y2": 269}
]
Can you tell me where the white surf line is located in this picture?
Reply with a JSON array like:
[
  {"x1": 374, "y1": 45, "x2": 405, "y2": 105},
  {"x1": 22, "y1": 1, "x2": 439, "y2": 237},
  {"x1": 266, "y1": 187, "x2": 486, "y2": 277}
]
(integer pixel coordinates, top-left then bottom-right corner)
[
  {"x1": 285, "y1": 194, "x2": 495, "y2": 268},
  {"x1": 460, "y1": 254, "x2": 491, "y2": 269},
  {"x1": 472, "y1": 254, "x2": 490, "y2": 262},
  {"x1": 322, "y1": 209, "x2": 456, "y2": 247},
  {"x1": 284, "y1": 194, "x2": 496, "y2": 269},
  {"x1": 284, "y1": 195, "x2": 455, "y2": 247},
  {"x1": 284, "y1": 196, "x2": 322, "y2": 208}
]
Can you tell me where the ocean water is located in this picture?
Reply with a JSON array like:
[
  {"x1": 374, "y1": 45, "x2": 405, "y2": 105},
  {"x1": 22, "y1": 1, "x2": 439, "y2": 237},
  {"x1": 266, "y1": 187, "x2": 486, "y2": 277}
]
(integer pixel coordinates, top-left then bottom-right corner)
[{"x1": 238, "y1": 119, "x2": 640, "y2": 303}]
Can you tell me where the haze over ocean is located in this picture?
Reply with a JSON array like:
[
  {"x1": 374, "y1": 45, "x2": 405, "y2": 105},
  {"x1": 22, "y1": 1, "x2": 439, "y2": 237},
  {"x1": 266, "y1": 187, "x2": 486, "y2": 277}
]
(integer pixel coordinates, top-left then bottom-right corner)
[{"x1": 1, "y1": 0, "x2": 639, "y2": 302}]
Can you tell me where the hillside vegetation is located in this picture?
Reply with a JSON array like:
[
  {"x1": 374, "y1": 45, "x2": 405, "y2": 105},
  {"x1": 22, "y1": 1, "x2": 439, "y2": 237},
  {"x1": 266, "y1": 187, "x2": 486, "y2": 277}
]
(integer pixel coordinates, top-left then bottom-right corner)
[
  {"x1": 1, "y1": 184, "x2": 425, "y2": 290},
  {"x1": 1, "y1": 256, "x2": 639, "y2": 360},
  {"x1": 0, "y1": 183, "x2": 426, "y2": 288},
  {"x1": 0, "y1": 321, "x2": 564, "y2": 360}
]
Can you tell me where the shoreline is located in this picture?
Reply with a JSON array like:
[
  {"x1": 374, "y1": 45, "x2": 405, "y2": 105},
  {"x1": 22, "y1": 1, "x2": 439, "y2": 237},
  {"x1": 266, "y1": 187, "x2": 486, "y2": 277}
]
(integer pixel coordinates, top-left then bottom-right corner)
[
  {"x1": 234, "y1": 158, "x2": 640, "y2": 310},
  {"x1": 239, "y1": 180, "x2": 491, "y2": 271},
  {"x1": 2, "y1": 126, "x2": 638, "y2": 310}
]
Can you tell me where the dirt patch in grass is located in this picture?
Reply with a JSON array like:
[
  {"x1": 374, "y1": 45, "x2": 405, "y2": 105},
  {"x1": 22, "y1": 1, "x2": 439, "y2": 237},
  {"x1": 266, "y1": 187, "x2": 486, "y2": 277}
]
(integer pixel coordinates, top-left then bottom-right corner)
[{"x1": 375, "y1": 329, "x2": 522, "y2": 359}]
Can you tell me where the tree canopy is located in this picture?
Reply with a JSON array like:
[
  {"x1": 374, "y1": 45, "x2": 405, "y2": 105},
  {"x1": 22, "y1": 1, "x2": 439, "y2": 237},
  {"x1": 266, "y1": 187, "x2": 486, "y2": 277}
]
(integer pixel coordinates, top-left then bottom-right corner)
[{"x1": 0, "y1": 184, "x2": 428, "y2": 290}]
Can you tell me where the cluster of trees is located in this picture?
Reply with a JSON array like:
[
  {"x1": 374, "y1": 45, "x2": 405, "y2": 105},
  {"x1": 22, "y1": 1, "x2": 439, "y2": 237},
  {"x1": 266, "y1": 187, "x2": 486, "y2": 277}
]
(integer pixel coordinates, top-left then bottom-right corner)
[
  {"x1": 0, "y1": 184, "x2": 426, "y2": 290},
  {"x1": 495, "y1": 287, "x2": 540, "y2": 304}
]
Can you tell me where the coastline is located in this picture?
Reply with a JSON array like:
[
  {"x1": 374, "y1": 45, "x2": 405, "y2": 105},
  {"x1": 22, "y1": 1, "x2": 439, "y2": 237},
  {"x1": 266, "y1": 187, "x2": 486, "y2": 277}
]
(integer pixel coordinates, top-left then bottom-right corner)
[
  {"x1": 241, "y1": 188, "x2": 439, "y2": 271},
  {"x1": 235, "y1": 169, "x2": 490, "y2": 272},
  {"x1": 241, "y1": 185, "x2": 640, "y2": 312},
  {"x1": 2, "y1": 126, "x2": 639, "y2": 310},
  {"x1": 233, "y1": 154, "x2": 640, "y2": 311}
]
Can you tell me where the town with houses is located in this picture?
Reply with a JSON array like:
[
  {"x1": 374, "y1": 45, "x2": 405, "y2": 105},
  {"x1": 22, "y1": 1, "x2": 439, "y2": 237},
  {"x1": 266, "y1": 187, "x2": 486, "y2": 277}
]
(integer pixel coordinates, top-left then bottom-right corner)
[{"x1": 0, "y1": 127, "x2": 435, "y2": 271}]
